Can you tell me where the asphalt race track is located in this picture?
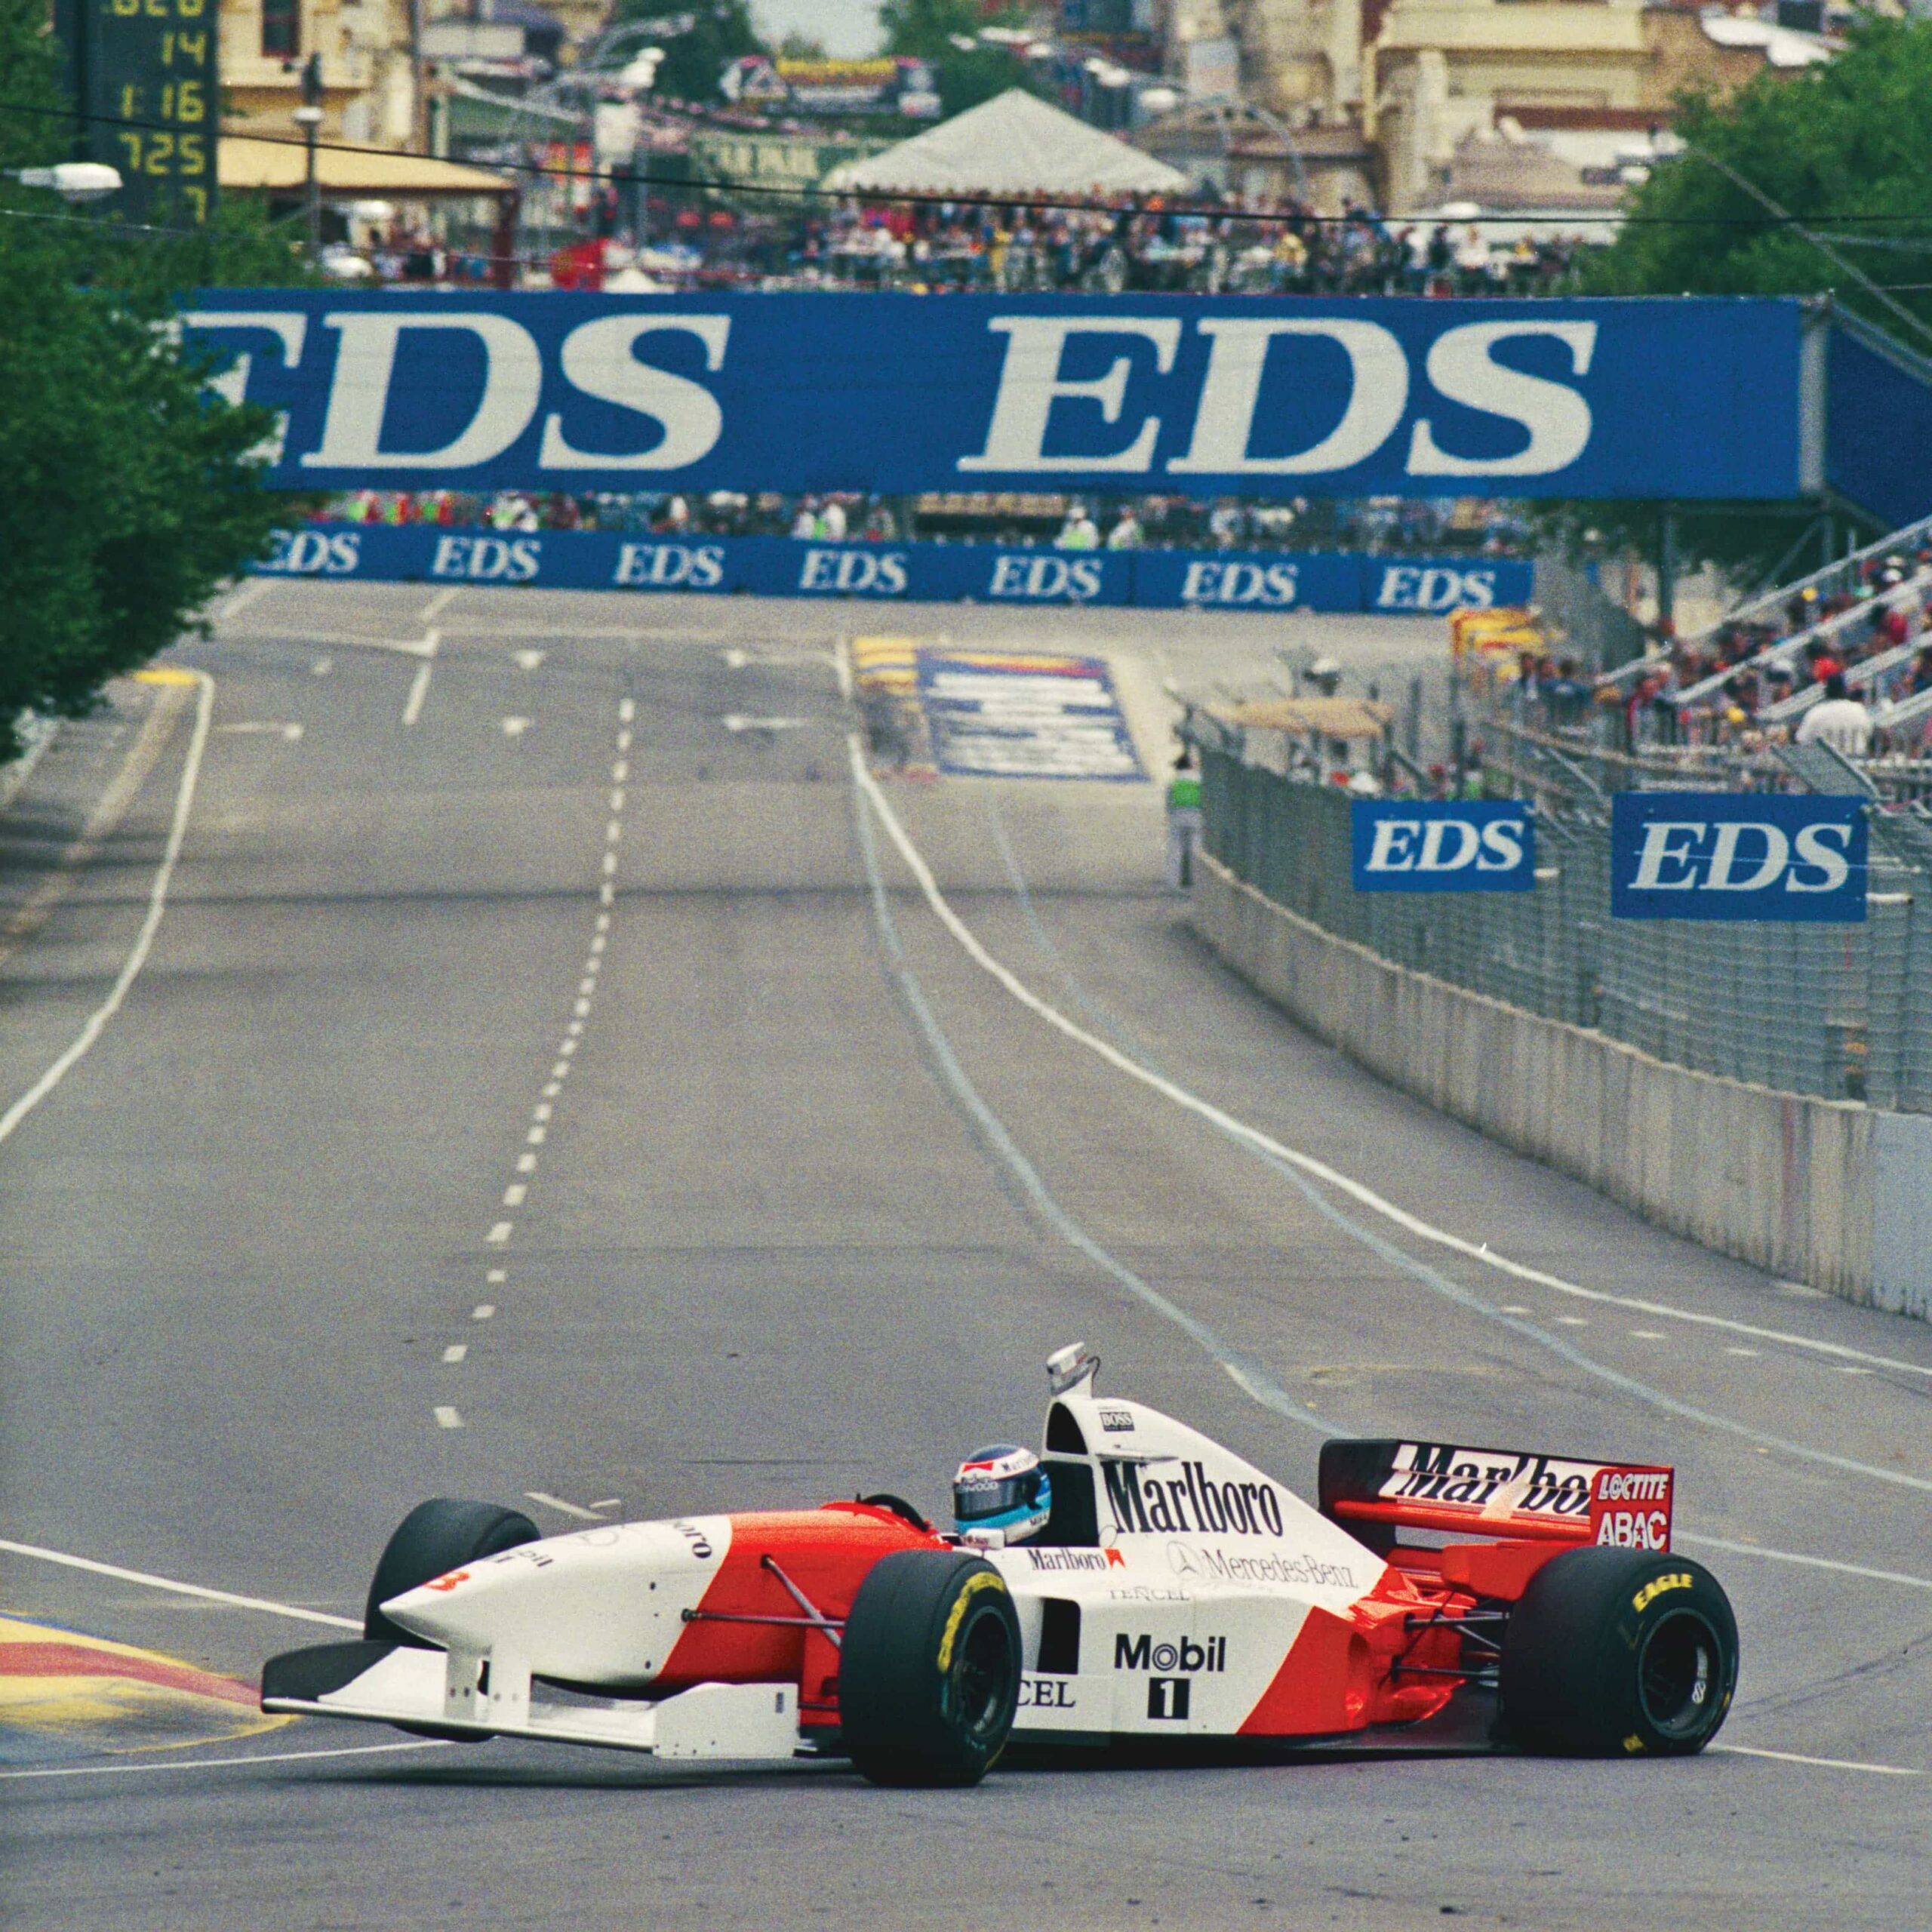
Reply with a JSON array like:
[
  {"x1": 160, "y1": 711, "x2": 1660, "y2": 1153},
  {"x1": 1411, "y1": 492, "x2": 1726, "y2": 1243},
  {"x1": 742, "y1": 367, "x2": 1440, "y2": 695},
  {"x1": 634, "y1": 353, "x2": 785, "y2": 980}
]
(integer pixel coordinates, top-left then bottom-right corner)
[{"x1": 2, "y1": 581, "x2": 1928, "y2": 1931}]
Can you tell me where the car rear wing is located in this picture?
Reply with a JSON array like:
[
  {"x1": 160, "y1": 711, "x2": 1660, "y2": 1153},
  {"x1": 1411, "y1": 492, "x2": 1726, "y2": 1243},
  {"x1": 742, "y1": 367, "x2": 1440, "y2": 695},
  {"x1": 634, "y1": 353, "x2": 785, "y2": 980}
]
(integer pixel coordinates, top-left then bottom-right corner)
[{"x1": 1318, "y1": 1439, "x2": 1673, "y2": 1552}]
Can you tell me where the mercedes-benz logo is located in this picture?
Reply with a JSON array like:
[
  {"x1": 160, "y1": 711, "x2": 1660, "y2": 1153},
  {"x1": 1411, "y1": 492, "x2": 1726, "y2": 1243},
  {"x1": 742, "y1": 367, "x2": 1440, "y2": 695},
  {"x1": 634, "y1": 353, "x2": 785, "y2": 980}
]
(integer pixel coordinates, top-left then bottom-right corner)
[{"x1": 1166, "y1": 1541, "x2": 1199, "y2": 1577}]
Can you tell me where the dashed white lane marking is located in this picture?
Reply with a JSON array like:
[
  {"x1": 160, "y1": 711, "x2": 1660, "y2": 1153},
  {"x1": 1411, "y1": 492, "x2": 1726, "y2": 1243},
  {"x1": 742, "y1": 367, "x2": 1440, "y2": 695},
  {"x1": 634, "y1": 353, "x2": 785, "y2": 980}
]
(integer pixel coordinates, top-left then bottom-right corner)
[
  {"x1": 514, "y1": 649, "x2": 546, "y2": 670},
  {"x1": 502, "y1": 716, "x2": 531, "y2": 737},
  {"x1": 850, "y1": 739, "x2": 1932, "y2": 1500},
  {"x1": 619, "y1": 698, "x2": 635, "y2": 723},
  {"x1": 311, "y1": 657, "x2": 332, "y2": 676},
  {"x1": 833, "y1": 633, "x2": 854, "y2": 701},
  {"x1": 1835, "y1": 1366, "x2": 1874, "y2": 1376},
  {"x1": 488, "y1": 1222, "x2": 513, "y2": 1244},
  {"x1": 611, "y1": 761, "x2": 629, "y2": 783},
  {"x1": 1632, "y1": 1329, "x2": 1666, "y2": 1340},
  {"x1": 1678, "y1": 1531, "x2": 1932, "y2": 1592},
  {"x1": 574, "y1": 998, "x2": 592, "y2": 1018},
  {"x1": 503, "y1": 1184, "x2": 527, "y2": 1207},
  {"x1": 401, "y1": 645, "x2": 437, "y2": 728},
  {"x1": 441, "y1": 1344, "x2": 467, "y2": 1364},
  {"x1": 1711, "y1": 1744, "x2": 1920, "y2": 1777},
  {"x1": 527, "y1": 1126, "x2": 546, "y2": 1144},
  {"x1": 515, "y1": 1153, "x2": 536, "y2": 1173},
  {"x1": 560, "y1": 1036, "x2": 579, "y2": 1055},
  {"x1": 541, "y1": 1082, "x2": 561, "y2": 1100},
  {"x1": 617, "y1": 729, "x2": 632, "y2": 752},
  {"x1": 435, "y1": 1406, "x2": 463, "y2": 1430},
  {"x1": 0, "y1": 669, "x2": 214, "y2": 1152},
  {"x1": 599, "y1": 881, "x2": 615, "y2": 907},
  {"x1": 419, "y1": 586, "x2": 460, "y2": 623},
  {"x1": 525, "y1": 1492, "x2": 608, "y2": 1523},
  {"x1": 1727, "y1": 1346, "x2": 1762, "y2": 1357},
  {"x1": 217, "y1": 721, "x2": 303, "y2": 742},
  {"x1": 486, "y1": 1268, "x2": 507, "y2": 1284},
  {"x1": 0, "y1": 1740, "x2": 452, "y2": 1782},
  {"x1": 589, "y1": 934, "x2": 606, "y2": 955},
  {"x1": 0, "y1": 1539, "x2": 358, "y2": 1629},
  {"x1": 600, "y1": 852, "x2": 617, "y2": 876},
  {"x1": 577, "y1": 977, "x2": 596, "y2": 996},
  {"x1": 1500, "y1": 1305, "x2": 1531, "y2": 1315},
  {"x1": 472, "y1": 1305, "x2": 494, "y2": 1320},
  {"x1": 1555, "y1": 1316, "x2": 1589, "y2": 1327},
  {"x1": 610, "y1": 788, "x2": 626, "y2": 811}
]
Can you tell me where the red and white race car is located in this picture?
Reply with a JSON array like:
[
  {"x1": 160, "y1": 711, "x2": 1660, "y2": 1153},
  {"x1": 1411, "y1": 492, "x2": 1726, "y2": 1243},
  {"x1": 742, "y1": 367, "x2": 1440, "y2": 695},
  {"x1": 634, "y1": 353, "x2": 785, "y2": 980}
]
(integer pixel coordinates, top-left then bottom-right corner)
[{"x1": 263, "y1": 1345, "x2": 1737, "y2": 1785}]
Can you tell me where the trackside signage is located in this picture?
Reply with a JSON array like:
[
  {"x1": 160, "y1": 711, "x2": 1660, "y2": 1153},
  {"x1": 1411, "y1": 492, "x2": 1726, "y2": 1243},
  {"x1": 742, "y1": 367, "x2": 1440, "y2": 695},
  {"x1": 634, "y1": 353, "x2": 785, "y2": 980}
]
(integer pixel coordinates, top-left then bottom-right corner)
[
  {"x1": 187, "y1": 292, "x2": 1804, "y2": 499},
  {"x1": 1610, "y1": 793, "x2": 1866, "y2": 922},
  {"x1": 1351, "y1": 801, "x2": 1534, "y2": 892}
]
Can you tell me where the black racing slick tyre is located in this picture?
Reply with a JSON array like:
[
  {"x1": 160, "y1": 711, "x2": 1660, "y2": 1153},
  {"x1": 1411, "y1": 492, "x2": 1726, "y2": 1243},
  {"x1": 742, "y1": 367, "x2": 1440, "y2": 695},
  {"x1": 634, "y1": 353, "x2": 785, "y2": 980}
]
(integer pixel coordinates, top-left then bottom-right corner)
[
  {"x1": 1500, "y1": 1548, "x2": 1738, "y2": 1757},
  {"x1": 839, "y1": 1551, "x2": 1021, "y2": 1788},
  {"x1": 362, "y1": 1499, "x2": 540, "y2": 1646}
]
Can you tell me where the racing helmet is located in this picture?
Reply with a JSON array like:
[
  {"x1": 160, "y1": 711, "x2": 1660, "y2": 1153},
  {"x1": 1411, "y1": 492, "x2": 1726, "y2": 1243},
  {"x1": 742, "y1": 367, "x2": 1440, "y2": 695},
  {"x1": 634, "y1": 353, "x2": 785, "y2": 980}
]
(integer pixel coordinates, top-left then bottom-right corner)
[{"x1": 952, "y1": 1444, "x2": 1052, "y2": 1545}]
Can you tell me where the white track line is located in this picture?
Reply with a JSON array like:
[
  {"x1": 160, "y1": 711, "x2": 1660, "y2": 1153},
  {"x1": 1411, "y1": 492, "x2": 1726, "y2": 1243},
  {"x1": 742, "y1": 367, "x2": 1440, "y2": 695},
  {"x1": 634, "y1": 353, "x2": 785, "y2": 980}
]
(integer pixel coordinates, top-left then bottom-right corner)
[
  {"x1": 401, "y1": 629, "x2": 440, "y2": 727},
  {"x1": 877, "y1": 770, "x2": 1932, "y2": 1381},
  {"x1": 1678, "y1": 1532, "x2": 1932, "y2": 1592},
  {"x1": 0, "y1": 1740, "x2": 451, "y2": 1782},
  {"x1": 0, "y1": 1539, "x2": 358, "y2": 1629},
  {"x1": 418, "y1": 586, "x2": 460, "y2": 623},
  {"x1": 848, "y1": 740, "x2": 1932, "y2": 1499},
  {"x1": 1711, "y1": 1744, "x2": 1920, "y2": 1777},
  {"x1": 0, "y1": 671, "x2": 214, "y2": 1150}
]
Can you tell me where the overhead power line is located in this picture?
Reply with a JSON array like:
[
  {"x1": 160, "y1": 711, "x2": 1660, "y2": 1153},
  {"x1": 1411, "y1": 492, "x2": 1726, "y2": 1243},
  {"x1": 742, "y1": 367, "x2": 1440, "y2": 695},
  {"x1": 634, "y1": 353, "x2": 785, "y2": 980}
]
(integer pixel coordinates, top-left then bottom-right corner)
[{"x1": 8, "y1": 93, "x2": 1932, "y2": 232}]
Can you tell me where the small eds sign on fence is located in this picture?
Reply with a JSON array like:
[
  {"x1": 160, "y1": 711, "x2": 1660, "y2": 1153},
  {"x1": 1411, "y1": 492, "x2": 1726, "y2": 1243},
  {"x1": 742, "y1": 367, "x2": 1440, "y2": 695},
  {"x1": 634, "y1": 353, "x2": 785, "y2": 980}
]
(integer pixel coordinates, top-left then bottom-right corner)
[
  {"x1": 1351, "y1": 801, "x2": 1536, "y2": 893},
  {"x1": 1610, "y1": 793, "x2": 1868, "y2": 923}
]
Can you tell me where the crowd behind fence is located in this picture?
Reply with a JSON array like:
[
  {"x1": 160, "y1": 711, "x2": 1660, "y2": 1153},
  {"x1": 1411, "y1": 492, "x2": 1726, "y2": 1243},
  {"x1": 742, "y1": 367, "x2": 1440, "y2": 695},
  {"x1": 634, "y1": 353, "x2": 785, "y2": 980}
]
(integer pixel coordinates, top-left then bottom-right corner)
[{"x1": 1192, "y1": 731, "x2": 1932, "y2": 1114}]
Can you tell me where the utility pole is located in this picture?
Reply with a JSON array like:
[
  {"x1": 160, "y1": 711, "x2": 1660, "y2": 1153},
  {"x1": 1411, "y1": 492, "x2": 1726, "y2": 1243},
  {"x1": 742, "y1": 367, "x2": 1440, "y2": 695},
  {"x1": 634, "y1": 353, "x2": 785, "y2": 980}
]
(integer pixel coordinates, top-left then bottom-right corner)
[{"x1": 293, "y1": 52, "x2": 324, "y2": 257}]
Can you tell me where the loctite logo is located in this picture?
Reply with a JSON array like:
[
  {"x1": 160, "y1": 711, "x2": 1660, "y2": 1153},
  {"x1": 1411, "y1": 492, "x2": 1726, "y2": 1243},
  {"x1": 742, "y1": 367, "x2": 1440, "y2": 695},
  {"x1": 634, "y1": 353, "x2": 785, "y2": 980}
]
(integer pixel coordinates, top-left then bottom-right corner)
[
  {"x1": 1115, "y1": 1633, "x2": 1225, "y2": 1674},
  {"x1": 1103, "y1": 1459, "x2": 1285, "y2": 1538}
]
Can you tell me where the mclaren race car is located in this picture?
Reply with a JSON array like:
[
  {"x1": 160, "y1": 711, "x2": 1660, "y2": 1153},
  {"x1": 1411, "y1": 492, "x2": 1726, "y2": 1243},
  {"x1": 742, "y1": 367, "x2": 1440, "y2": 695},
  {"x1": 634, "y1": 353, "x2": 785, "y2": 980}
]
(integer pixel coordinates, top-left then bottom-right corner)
[{"x1": 263, "y1": 1345, "x2": 1738, "y2": 1786}]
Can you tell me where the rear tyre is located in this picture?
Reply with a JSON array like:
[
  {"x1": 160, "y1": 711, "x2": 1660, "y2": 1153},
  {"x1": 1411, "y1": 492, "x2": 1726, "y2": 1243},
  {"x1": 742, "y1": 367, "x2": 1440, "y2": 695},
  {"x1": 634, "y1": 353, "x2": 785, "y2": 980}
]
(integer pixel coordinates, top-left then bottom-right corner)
[
  {"x1": 1500, "y1": 1548, "x2": 1737, "y2": 1757},
  {"x1": 363, "y1": 1499, "x2": 540, "y2": 1646},
  {"x1": 840, "y1": 1551, "x2": 1020, "y2": 1788}
]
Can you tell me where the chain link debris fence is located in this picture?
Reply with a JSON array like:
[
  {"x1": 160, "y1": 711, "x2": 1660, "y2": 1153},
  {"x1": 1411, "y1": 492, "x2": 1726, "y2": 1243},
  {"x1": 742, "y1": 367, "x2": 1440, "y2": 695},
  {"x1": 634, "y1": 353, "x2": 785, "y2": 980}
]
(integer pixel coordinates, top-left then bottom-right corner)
[{"x1": 1193, "y1": 728, "x2": 1930, "y2": 1112}]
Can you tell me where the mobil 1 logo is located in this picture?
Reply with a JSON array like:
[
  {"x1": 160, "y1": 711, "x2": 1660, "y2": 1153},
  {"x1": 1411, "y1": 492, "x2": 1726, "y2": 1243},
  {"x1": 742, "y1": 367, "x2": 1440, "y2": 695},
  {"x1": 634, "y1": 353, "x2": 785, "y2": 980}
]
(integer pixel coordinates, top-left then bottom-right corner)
[
  {"x1": 1351, "y1": 801, "x2": 1534, "y2": 893},
  {"x1": 1610, "y1": 793, "x2": 1866, "y2": 923}
]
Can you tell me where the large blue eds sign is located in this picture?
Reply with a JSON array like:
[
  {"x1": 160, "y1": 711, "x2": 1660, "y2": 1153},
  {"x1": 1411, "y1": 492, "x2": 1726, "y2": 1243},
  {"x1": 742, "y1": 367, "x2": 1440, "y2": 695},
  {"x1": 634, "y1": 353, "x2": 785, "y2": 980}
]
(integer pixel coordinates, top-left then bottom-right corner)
[
  {"x1": 1610, "y1": 793, "x2": 1867, "y2": 922},
  {"x1": 183, "y1": 293, "x2": 1806, "y2": 500},
  {"x1": 1352, "y1": 801, "x2": 1536, "y2": 892}
]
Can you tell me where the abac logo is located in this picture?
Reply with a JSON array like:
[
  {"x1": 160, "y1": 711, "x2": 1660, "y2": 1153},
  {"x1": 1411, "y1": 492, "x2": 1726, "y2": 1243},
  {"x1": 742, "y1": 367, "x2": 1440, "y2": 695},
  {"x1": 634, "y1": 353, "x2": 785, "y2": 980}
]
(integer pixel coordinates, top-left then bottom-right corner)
[
  {"x1": 1351, "y1": 801, "x2": 1534, "y2": 894},
  {"x1": 1610, "y1": 793, "x2": 1866, "y2": 923},
  {"x1": 1373, "y1": 565, "x2": 1497, "y2": 612}
]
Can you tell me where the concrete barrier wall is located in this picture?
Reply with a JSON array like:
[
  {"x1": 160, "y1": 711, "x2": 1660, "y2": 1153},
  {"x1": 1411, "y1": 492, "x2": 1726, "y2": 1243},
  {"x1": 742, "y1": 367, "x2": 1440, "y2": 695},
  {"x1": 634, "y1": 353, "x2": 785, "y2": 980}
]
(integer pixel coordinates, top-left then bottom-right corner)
[{"x1": 1193, "y1": 852, "x2": 1931, "y2": 1315}]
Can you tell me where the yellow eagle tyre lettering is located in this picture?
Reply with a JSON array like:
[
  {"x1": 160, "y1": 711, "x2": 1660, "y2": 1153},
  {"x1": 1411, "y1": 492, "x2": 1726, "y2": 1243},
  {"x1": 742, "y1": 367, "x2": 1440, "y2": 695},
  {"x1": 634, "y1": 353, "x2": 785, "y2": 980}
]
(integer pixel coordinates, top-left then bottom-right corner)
[
  {"x1": 1500, "y1": 1549, "x2": 1738, "y2": 1758},
  {"x1": 937, "y1": 1571, "x2": 1008, "y2": 1673}
]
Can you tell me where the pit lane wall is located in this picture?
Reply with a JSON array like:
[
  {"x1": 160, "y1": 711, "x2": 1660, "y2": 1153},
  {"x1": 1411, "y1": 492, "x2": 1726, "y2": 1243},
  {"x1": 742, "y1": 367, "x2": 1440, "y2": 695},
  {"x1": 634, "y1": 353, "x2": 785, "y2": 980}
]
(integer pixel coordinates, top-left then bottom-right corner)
[
  {"x1": 1191, "y1": 853, "x2": 1932, "y2": 1318},
  {"x1": 249, "y1": 525, "x2": 1530, "y2": 614}
]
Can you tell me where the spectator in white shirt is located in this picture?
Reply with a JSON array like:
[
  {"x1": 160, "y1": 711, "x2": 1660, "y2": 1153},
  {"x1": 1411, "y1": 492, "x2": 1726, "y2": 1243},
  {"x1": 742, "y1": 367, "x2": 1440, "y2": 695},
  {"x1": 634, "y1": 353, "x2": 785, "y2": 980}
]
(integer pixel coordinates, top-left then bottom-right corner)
[
  {"x1": 1795, "y1": 673, "x2": 1874, "y2": 758},
  {"x1": 819, "y1": 497, "x2": 848, "y2": 541}
]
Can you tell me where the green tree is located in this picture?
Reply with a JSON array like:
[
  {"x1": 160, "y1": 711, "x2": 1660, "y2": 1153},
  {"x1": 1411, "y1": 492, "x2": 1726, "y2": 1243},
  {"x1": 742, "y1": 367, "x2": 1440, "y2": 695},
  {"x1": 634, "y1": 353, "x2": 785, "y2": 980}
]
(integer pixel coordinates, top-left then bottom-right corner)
[
  {"x1": 1552, "y1": 20, "x2": 1932, "y2": 583},
  {"x1": 0, "y1": 0, "x2": 315, "y2": 762},
  {"x1": 879, "y1": 0, "x2": 1041, "y2": 118},
  {"x1": 611, "y1": 0, "x2": 763, "y2": 104}
]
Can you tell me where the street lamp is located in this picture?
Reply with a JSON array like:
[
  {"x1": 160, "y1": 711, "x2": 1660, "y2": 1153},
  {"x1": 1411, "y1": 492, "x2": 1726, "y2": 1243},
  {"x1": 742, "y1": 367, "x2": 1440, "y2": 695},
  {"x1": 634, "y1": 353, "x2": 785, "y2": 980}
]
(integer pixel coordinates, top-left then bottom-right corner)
[
  {"x1": 292, "y1": 51, "x2": 325, "y2": 257},
  {"x1": 6, "y1": 162, "x2": 123, "y2": 199}
]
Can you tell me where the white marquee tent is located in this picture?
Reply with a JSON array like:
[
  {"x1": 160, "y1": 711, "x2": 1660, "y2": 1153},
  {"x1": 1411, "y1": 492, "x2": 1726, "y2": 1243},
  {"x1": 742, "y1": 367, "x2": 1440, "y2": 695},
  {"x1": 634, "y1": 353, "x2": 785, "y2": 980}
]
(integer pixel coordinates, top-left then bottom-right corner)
[{"x1": 823, "y1": 89, "x2": 1188, "y2": 198}]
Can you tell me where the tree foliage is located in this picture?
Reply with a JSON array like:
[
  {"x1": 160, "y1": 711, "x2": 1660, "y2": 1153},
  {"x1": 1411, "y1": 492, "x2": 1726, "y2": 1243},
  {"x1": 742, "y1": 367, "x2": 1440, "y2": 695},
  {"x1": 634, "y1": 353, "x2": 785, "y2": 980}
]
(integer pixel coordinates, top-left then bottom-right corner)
[
  {"x1": 611, "y1": 0, "x2": 762, "y2": 103},
  {"x1": 0, "y1": 0, "x2": 317, "y2": 761},
  {"x1": 1548, "y1": 21, "x2": 1932, "y2": 586},
  {"x1": 1581, "y1": 19, "x2": 1932, "y2": 343},
  {"x1": 879, "y1": 0, "x2": 1043, "y2": 118}
]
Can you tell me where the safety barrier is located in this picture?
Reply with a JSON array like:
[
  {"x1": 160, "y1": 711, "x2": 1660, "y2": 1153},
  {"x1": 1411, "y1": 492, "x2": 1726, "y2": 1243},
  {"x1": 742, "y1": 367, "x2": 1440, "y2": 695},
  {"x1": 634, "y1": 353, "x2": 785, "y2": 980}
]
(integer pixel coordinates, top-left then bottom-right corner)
[
  {"x1": 1195, "y1": 740, "x2": 1932, "y2": 1112},
  {"x1": 250, "y1": 523, "x2": 1532, "y2": 614},
  {"x1": 1190, "y1": 852, "x2": 1929, "y2": 1315}
]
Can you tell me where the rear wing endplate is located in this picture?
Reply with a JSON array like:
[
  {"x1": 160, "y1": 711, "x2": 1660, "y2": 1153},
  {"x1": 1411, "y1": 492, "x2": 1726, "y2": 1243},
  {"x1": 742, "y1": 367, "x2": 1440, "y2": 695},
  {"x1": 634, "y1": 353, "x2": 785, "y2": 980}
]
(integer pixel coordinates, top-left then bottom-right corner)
[{"x1": 1319, "y1": 1439, "x2": 1673, "y2": 1551}]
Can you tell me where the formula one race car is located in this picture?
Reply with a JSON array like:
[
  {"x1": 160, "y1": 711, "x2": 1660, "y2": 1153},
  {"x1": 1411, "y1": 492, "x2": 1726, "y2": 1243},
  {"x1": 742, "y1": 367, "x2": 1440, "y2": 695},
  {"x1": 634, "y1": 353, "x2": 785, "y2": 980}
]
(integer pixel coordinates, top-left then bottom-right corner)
[{"x1": 263, "y1": 1346, "x2": 1737, "y2": 1786}]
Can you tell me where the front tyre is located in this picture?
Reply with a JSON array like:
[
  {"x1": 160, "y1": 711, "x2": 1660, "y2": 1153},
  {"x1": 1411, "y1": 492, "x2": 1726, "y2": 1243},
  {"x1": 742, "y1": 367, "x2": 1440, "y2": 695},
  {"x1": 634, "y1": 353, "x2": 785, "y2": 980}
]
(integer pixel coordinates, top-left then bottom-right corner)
[
  {"x1": 363, "y1": 1499, "x2": 540, "y2": 1646},
  {"x1": 840, "y1": 1551, "x2": 1020, "y2": 1788},
  {"x1": 1500, "y1": 1548, "x2": 1737, "y2": 1757}
]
